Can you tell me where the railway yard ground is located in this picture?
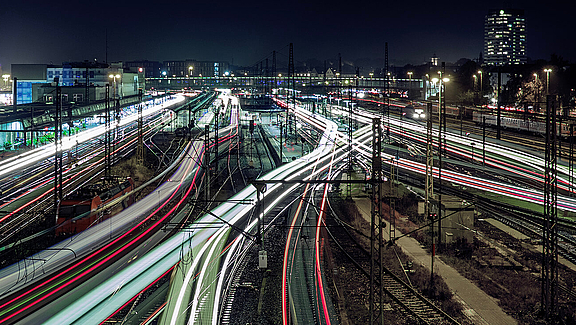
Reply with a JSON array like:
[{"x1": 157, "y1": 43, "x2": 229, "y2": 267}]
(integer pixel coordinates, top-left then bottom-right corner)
[
  {"x1": 331, "y1": 178, "x2": 576, "y2": 324},
  {"x1": 6, "y1": 101, "x2": 576, "y2": 323}
]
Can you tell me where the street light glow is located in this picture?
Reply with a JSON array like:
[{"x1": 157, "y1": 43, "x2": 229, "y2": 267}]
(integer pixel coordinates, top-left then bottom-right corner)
[{"x1": 544, "y1": 68, "x2": 552, "y2": 94}]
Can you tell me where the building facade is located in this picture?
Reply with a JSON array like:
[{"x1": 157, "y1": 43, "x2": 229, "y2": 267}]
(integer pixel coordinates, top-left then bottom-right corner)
[
  {"x1": 484, "y1": 9, "x2": 527, "y2": 66},
  {"x1": 12, "y1": 62, "x2": 141, "y2": 104},
  {"x1": 162, "y1": 60, "x2": 230, "y2": 78}
]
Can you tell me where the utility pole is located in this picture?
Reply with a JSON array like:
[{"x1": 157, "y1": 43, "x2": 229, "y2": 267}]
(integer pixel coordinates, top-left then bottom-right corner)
[
  {"x1": 54, "y1": 77, "x2": 63, "y2": 222},
  {"x1": 323, "y1": 60, "x2": 327, "y2": 99},
  {"x1": 204, "y1": 125, "x2": 210, "y2": 204},
  {"x1": 113, "y1": 81, "x2": 120, "y2": 168},
  {"x1": 287, "y1": 43, "x2": 295, "y2": 146},
  {"x1": 249, "y1": 118, "x2": 254, "y2": 167},
  {"x1": 338, "y1": 53, "x2": 342, "y2": 102},
  {"x1": 255, "y1": 182, "x2": 267, "y2": 269},
  {"x1": 279, "y1": 119, "x2": 283, "y2": 164},
  {"x1": 273, "y1": 50, "x2": 276, "y2": 97},
  {"x1": 85, "y1": 67, "x2": 90, "y2": 105},
  {"x1": 571, "y1": 124, "x2": 574, "y2": 197},
  {"x1": 482, "y1": 116, "x2": 486, "y2": 167},
  {"x1": 437, "y1": 62, "x2": 446, "y2": 248},
  {"x1": 214, "y1": 107, "x2": 219, "y2": 179},
  {"x1": 105, "y1": 84, "x2": 111, "y2": 181},
  {"x1": 370, "y1": 117, "x2": 384, "y2": 325},
  {"x1": 347, "y1": 74, "x2": 353, "y2": 200},
  {"x1": 137, "y1": 89, "x2": 144, "y2": 165},
  {"x1": 389, "y1": 157, "x2": 397, "y2": 243},
  {"x1": 265, "y1": 58, "x2": 269, "y2": 95},
  {"x1": 497, "y1": 67, "x2": 502, "y2": 140},
  {"x1": 425, "y1": 102, "x2": 434, "y2": 218},
  {"x1": 425, "y1": 101, "x2": 435, "y2": 288},
  {"x1": 385, "y1": 42, "x2": 390, "y2": 141},
  {"x1": 542, "y1": 94, "x2": 558, "y2": 321}
]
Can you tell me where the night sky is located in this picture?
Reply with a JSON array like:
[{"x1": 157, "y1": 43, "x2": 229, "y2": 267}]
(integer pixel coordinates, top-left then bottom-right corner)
[{"x1": 1, "y1": 0, "x2": 574, "y2": 74}]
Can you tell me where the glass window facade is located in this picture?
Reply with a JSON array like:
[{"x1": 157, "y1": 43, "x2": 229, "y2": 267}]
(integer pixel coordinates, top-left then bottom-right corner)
[
  {"x1": 16, "y1": 81, "x2": 32, "y2": 104},
  {"x1": 484, "y1": 9, "x2": 527, "y2": 66}
]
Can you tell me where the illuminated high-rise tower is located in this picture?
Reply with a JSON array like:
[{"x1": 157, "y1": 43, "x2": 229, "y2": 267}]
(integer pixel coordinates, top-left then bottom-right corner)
[{"x1": 484, "y1": 9, "x2": 527, "y2": 66}]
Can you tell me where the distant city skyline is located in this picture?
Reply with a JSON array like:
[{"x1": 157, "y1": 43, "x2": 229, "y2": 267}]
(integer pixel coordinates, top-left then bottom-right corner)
[{"x1": 1, "y1": 0, "x2": 574, "y2": 74}]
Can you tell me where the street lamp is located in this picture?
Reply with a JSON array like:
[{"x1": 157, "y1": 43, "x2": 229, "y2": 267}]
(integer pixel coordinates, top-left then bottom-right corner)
[
  {"x1": 369, "y1": 72, "x2": 374, "y2": 89},
  {"x1": 431, "y1": 73, "x2": 450, "y2": 130},
  {"x1": 533, "y1": 73, "x2": 540, "y2": 111},
  {"x1": 407, "y1": 71, "x2": 413, "y2": 101},
  {"x1": 108, "y1": 74, "x2": 121, "y2": 98},
  {"x1": 188, "y1": 66, "x2": 193, "y2": 77},
  {"x1": 477, "y1": 70, "x2": 483, "y2": 93},
  {"x1": 2, "y1": 74, "x2": 10, "y2": 89},
  {"x1": 109, "y1": 74, "x2": 121, "y2": 122},
  {"x1": 544, "y1": 68, "x2": 552, "y2": 95},
  {"x1": 335, "y1": 72, "x2": 341, "y2": 100}
]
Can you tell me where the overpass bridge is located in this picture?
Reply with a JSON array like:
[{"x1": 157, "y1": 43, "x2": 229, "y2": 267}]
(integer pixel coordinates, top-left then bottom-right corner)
[{"x1": 146, "y1": 75, "x2": 425, "y2": 97}]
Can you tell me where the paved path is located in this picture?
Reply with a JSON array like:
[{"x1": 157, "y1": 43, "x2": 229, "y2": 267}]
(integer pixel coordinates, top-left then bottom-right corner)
[{"x1": 354, "y1": 197, "x2": 517, "y2": 325}]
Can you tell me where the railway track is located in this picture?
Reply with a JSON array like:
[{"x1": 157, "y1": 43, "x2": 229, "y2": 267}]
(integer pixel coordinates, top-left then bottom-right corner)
[{"x1": 325, "y1": 194, "x2": 459, "y2": 324}]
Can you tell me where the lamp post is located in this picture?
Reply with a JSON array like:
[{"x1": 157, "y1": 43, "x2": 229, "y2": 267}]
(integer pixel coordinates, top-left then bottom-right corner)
[
  {"x1": 534, "y1": 73, "x2": 540, "y2": 111},
  {"x1": 425, "y1": 74, "x2": 430, "y2": 99},
  {"x1": 108, "y1": 73, "x2": 121, "y2": 134},
  {"x1": 369, "y1": 72, "x2": 374, "y2": 89},
  {"x1": 336, "y1": 72, "x2": 341, "y2": 101},
  {"x1": 189, "y1": 66, "x2": 193, "y2": 77},
  {"x1": 477, "y1": 70, "x2": 483, "y2": 93},
  {"x1": 2, "y1": 74, "x2": 9, "y2": 89},
  {"x1": 432, "y1": 74, "x2": 450, "y2": 126},
  {"x1": 108, "y1": 74, "x2": 121, "y2": 100},
  {"x1": 407, "y1": 71, "x2": 413, "y2": 101},
  {"x1": 431, "y1": 72, "x2": 449, "y2": 266},
  {"x1": 544, "y1": 68, "x2": 552, "y2": 95}
]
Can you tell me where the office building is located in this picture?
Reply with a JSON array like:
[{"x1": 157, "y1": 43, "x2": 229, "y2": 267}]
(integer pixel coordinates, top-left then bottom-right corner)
[{"x1": 484, "y1": 9, "x2": 527, "y2": 66}]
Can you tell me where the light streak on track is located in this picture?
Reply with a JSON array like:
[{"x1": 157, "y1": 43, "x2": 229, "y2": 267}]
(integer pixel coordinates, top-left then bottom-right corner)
[
  {"x1": 0, "y1": 95, "x2": 184, "y2": 179},
  {"x1": 37, "y1": 100, "x2": 339, "y2": 324},
  {"x1": 339, "y1": 106, "x2": 576, "y2": 195},
  {"x1": 0, "y1": 93, "x2": 228, "y2": 323}
]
